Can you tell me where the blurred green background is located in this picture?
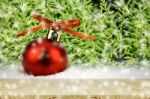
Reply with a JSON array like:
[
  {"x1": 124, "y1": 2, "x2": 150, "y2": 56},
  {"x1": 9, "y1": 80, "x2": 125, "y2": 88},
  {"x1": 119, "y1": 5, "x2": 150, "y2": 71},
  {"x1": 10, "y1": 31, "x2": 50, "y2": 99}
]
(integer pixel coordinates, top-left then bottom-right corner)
[{"x1": 0, "y1": 0, "x2": 149, "y2": 68}]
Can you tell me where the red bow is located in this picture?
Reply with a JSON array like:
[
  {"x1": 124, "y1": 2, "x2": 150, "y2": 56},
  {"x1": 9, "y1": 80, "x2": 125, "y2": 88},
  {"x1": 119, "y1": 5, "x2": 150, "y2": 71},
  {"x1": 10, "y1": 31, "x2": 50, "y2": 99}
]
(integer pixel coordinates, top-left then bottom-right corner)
[{"x1": 16, "y1": 13, "x2": 95, "y2": 40}]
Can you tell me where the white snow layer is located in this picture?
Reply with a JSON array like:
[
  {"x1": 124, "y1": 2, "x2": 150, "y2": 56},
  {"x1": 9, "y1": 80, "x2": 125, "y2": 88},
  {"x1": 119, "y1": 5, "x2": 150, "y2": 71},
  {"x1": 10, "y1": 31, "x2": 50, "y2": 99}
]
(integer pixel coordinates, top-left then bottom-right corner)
[{"x1": 0, "y1": 65, "x2": 149, "y2": 79}]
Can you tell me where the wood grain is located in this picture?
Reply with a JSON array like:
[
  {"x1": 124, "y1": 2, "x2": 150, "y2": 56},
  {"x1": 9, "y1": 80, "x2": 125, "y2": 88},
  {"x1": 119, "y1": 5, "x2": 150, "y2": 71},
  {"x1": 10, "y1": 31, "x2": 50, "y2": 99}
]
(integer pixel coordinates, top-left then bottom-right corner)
[{"x1": 0, "y1": 79, "x2": 149, "y2": 99}]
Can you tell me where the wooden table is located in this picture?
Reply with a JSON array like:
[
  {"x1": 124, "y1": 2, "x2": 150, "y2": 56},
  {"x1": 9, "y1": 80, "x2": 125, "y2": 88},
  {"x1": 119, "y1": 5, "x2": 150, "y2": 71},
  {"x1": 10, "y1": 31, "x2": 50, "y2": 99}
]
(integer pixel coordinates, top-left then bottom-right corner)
[{"x1": 0, "y1": 79, "x2": 149, "y2": 99}]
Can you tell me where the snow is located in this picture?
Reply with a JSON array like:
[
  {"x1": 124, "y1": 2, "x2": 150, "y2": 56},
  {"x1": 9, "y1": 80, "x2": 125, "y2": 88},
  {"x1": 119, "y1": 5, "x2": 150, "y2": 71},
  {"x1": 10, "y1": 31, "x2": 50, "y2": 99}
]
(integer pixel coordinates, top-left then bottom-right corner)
[{"x1": 0, "y1": 64, "x2": 149, "y2": 79}]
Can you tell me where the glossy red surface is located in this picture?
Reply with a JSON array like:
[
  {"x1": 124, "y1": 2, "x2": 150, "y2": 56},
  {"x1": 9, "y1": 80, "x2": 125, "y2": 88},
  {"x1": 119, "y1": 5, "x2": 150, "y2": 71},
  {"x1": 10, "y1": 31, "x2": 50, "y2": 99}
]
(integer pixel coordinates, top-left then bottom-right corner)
[{"x1": 22, "y1": 38, "x2": 68, "y2": 76}]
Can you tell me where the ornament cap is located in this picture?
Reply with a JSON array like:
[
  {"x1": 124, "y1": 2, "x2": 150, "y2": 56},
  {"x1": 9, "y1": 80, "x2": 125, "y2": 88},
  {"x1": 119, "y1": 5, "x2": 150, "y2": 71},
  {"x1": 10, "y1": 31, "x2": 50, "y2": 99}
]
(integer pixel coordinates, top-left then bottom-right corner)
[{"x1": 47, "y1": 29, "x2": 62, "y2": 42}]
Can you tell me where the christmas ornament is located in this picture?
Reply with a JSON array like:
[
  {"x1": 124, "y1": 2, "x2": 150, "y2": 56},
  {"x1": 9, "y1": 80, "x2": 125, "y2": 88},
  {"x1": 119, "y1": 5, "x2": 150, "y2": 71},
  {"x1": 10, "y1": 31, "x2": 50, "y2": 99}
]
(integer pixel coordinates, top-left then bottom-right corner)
[{"x1": 16, "y1": 13, "x2": 95, "y2": 76}]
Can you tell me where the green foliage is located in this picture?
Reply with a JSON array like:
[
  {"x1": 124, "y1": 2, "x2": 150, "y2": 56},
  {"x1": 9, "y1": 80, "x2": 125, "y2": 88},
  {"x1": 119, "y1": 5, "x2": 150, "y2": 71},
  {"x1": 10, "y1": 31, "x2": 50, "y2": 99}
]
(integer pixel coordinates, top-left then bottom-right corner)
[{"x1": 0, "y1": 0, "x2": 149, "y2": 67}]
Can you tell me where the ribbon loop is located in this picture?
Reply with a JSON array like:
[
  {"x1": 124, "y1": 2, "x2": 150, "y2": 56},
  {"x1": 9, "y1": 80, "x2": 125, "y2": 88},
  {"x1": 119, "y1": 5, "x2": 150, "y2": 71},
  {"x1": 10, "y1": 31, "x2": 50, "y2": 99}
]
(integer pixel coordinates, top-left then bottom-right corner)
[
  {"x1": 16, "y1": 14, "x2": 95, "y2": 40},
  {"x1": 33, "y1": 13, "x2": 53, "y2": 23}
]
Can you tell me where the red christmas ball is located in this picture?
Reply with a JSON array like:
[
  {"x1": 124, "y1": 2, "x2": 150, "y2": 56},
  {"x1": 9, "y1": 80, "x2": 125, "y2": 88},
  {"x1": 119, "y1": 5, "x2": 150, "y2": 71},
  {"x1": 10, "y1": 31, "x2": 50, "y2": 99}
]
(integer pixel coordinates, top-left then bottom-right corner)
[{"x1": 22, "y1": 38, "x2": 68, "y2": 76}]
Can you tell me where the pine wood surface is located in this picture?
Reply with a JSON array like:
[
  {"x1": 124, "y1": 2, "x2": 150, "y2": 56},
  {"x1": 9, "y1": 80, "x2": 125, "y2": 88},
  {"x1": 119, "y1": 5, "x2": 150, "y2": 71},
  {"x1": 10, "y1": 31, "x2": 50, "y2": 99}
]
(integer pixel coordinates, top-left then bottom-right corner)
[{"x1": 0, "y1": 79, "x2": 149, "y2": 99}]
